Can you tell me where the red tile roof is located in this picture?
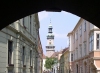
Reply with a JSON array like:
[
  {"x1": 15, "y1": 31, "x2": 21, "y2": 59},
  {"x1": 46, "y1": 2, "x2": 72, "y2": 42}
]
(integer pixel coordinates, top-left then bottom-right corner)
[
  {"x1": 62, "y1": 47, "x2": 69, "y2": 54},
  {"x1": 43, "y1": 54, "x2": 46, "y2": 59}
]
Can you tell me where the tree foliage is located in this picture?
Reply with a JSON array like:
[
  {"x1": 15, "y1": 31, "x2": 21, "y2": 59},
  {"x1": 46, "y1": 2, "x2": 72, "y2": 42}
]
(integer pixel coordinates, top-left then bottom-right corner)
[{"x1": 44, "y1": 57, "x2": 57, "y2": 69}]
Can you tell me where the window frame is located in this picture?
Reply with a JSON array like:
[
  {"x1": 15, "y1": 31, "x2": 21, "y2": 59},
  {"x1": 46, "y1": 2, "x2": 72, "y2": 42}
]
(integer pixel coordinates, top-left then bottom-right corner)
[
  {"x1": 80, "y1": 25, "x2": 82, "y2": 36},
  {"x1": 73, "y1": 34, "x2": 75, "y2": 43},
  {"x1": 89, "y1": 34, "x2": 94, "y2": 51},
  {"x1": 84, "y1": 41, "x2": 87, "y2": 55},
  {"x1": 80, "y1": 45, "x2": 82, "y2": 58},
  {"x1": 75, "y1": 30, "x2": 78, "y2": 40},
  {"x1": 23, "y1": 18, "x2": 25, "y2": 26},
  {"x1": 96, "y1": 33, "x2": 100, "y2": 49},
  {"x1": 71, "y1": 53, "x2": 73, "y2": 61},
  {"x1": 8, "y1": 40, "x2": 13, "y2": 65},
  {"x1": 22, "y1": 46, "x2": 25, "y2": 65},
  {"x1": 30, "y1": 50, "x2": 32, "y2": 66},
  {"x1": 30, "y1": 15, "x2": 32, "y2": 34},
  {"x1": 84, "y1": 20, "x2": 86, "y2": 31}
]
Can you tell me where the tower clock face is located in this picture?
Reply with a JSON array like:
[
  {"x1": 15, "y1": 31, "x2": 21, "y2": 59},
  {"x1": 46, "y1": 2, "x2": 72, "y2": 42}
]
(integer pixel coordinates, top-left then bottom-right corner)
[
  {"x1": 49, "y1": 42, "x2": 51, "y2": 44},
  {"x1": 49, "y1": 40, "x2": 51, "y2": 44}
]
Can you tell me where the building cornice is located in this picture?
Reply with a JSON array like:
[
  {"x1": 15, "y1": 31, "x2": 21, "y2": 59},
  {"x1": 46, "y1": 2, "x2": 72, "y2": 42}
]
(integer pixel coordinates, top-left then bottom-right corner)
[
  {"x1": 67, "y1": 18, "x2": 83, "y2": 37},
  {"x1": 72, "y1": 18, "x2": 83, "y2": 32},
  {"x1": 35, "y1": 13, "x2": 40, "y2": 29}
]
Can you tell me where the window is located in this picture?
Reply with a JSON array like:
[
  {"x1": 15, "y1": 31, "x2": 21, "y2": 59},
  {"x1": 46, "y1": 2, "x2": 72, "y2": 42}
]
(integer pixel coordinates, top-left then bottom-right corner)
[
  {"x1": 71, "y1": 54, "x2": 73, "y2": 61},
  {"x1": 23, "y1": 69, "x2": 26, "y2": 73},
  {"x1": 74, "y1": 52, "x2": 75, "y2": 61},
  {"x1": 75, "y1": 30, "x2": 78, "y2": 40},
  {"x1": 76, "y1": 49, "x2": 78, "y2": 59},
  {"x1": 76, "y1": 64, "x2": 78, "y2": 73},
  {"x1": 8, "y1": 40, "x2": 13, "y2": 64},
  {"x1": 30, "y1": 15, "x2": 31, "y2": 34},
  {"x1": 89, "y1": 34, "x2": 94, "y2": 51},
  {"x1": 84, "y1": 20, "x2": 86, "y2": 31},
  {"x1": 84, "y1": 42, "x2": 86, "y2": 55},
  {"x1": 22, "y1": 47, "x2": 25, "y2": 65},
  {"x1": 96, "y1": 33, "x2": 100, "y2": 49},
  {"x1": 73, "y1": 34, "x2": 75, "y2": 43},
  {"x1": 80, "y1": 25, "x2": 82, "y2": 36},
  {"x1": 49, "y1": 28, "x2": 52, "y2": 32},
  {"x1": 8, "y1": 69, "x2": 13, "y2": 73},
  {"x1": 30, "y1": 50, "x2": 32, "y2": 66},
  {"x1": 80, "y1": 45, "x2": 82, "y2": 57},
  {"x1": 80, "y1": 67, "x2": 82, "y2": 73},
  {"x1": 76, "y1": 49, "x2": 77, "y2": 59},
  {"x1": 23, "y1": 18, "x2": 25, "y2": 26},
  {"x1": 30, "y1": 69, "x2": 32, "y2": 73}
]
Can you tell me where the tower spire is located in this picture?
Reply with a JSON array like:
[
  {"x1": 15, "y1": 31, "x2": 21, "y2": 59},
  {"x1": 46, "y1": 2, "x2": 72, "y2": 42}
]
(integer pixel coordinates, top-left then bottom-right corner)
[{"x1": 50, "y1": 19, "x2": 51, "y2": 23}]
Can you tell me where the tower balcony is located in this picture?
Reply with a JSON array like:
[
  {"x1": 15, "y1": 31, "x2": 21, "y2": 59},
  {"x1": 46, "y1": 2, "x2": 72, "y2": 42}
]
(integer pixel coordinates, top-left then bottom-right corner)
[
  {"x1": 47, "y1": 36, "x2": 54, "y2": 39},
  {"x1": 46, "y1": 49, "x2": 55, "y2": 51},
  {"x1": 46, "y1": 46, "x2": 55, "y2": 48}
]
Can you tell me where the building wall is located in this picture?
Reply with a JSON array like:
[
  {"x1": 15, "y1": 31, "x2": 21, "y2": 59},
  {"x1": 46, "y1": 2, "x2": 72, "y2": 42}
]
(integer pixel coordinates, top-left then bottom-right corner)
[
  {"x1": 46, "y1": 51, "x2": 55, "y2": 57},
  {"x1": 63, "y1": 50, "x2": 69, "y2": 73},
  {"x1": 68, "y1": 18, "x2": 100, "y2": 73},
  {"x1": 43, "y1": 59, "x2": 47, "y2": 71},
  {"x1": 59, "y1": 54, "x2": 64, "y2": 73},
  {"x1": 0, "y1": 13, "x2": 41, "y2": 73}
]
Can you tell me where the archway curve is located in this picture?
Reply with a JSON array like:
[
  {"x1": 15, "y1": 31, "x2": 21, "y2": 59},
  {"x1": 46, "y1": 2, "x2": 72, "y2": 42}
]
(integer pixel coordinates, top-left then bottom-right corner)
[{"x1": 0, "y1": 0, "x2": 100, "y2": 30}]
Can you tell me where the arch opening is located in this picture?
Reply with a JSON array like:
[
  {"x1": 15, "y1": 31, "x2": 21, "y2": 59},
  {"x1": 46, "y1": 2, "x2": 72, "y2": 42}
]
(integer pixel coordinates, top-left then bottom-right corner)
[{"x1": 0, "y1": 1, "x2": 100, "y2": 30}]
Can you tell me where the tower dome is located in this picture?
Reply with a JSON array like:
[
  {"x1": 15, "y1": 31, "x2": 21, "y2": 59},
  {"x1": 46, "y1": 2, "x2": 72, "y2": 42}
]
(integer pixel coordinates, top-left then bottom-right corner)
[{"x1": 49, "y1": 24, "x2": 52, "y2": 28}]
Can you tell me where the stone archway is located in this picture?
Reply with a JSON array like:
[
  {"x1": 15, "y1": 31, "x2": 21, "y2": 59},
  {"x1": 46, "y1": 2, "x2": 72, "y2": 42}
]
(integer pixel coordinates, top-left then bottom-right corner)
[{"x1": 0, "y1": 1, "x2": 100, "y2": 30}]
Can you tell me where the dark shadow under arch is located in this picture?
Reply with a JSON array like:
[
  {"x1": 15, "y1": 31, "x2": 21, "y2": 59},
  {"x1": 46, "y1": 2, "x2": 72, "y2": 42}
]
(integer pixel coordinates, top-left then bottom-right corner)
[{"x1": 0, "y1": 0, "x2": 100, "y2": 30}]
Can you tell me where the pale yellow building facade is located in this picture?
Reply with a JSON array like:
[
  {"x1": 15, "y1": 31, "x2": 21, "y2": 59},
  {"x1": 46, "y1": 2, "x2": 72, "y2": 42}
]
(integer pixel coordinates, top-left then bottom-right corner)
[
  {"x1": 63, "y1": 48, "x2": 69, "y2": 73},
  {"x1": 68, "y1": 18, "x2": 100, "y2": 73}
]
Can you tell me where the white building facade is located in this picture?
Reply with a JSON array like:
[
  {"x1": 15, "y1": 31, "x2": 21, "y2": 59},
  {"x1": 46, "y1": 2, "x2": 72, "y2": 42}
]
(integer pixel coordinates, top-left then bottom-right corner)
[
  {"x1": 52, "y1": 63, "x2": 59, "y2": 73},
  {"x1": 0, "y1": 13, "x2": 42, "y2": 73}
]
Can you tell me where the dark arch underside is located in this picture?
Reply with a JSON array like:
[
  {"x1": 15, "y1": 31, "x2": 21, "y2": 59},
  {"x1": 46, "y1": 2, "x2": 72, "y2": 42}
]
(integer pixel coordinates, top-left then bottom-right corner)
[{"x1": 0, "y1": 0, "x2": 100, "y2": 30}]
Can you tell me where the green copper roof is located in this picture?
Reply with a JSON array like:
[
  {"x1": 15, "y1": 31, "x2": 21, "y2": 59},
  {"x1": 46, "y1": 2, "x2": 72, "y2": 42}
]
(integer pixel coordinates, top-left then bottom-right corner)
[{"x1": 47, "y1": 33, "x2": 54, "y2": 36}]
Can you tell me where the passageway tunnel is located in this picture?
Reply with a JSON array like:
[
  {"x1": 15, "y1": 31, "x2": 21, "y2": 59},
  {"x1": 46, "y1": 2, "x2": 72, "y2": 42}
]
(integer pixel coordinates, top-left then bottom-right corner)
[{"x1": 0, "y1": 0, "x2": 100, "y2": 29}]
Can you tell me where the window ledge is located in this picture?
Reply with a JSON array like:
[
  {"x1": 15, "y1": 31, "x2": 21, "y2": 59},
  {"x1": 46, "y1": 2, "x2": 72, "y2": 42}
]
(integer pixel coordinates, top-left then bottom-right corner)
[
  {"x1": 7, "y1": 64, "x2": 14, "y2": 68},
  {"x1": 93, "y1": 57, "x2": 100, "y2": 60},
  {"x1": 89, "y1": 51, "x2": 94, "y2": 54},
  {"x1": 84, "y1": 30, "x2": 86, "y2": 32},
  {"x1": 94, "y1": 50, "x2": 100, "y2": 51},
  {"x1": 29, "y1": 66, "x2": 33, "y2": 69},
  {"x1": 23, "y1": 65, "x2": 26, "y2": 68}
]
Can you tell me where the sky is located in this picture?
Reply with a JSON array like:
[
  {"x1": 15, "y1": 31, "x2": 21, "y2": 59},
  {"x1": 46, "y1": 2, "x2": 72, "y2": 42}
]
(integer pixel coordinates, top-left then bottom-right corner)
[{"x1": 38, "y1": 11, "x2": 80, "y2": 55}]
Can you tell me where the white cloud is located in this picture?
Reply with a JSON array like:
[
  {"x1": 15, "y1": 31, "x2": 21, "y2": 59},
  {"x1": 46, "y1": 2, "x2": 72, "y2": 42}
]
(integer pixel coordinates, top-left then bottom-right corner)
[
  {"x1": 53, "y1": 32, "x2": 67, "y2": 38},
  {"x1": 38, "y1": 11, "x2": 49, "y2": 21},
  {"x1": 53, "y1": 32, "x2": 69, "y2": 46}
]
